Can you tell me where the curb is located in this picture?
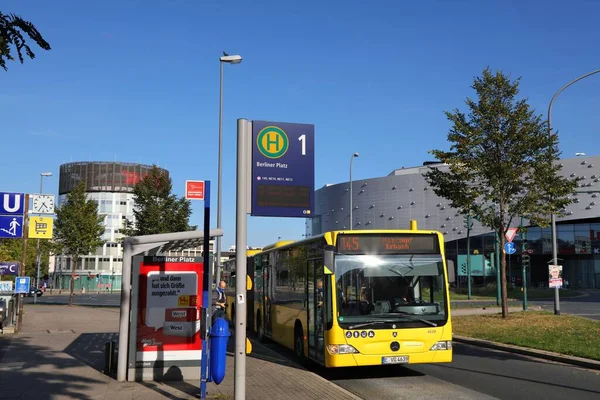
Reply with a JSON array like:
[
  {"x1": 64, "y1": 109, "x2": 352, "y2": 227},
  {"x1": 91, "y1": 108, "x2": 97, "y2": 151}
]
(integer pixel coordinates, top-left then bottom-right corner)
[
  {"x1": 454, "y1": 335, "x2": 600, "y2": 371},
  {"x1": 241, "y1": 334, "x2": 363, "y2": 400},
  {"x1": 26, "y1": 302, "x2": 119, "y2": 308},
  {"x1": 451, "y1": 306, "x2": 542, "y2": 316}
]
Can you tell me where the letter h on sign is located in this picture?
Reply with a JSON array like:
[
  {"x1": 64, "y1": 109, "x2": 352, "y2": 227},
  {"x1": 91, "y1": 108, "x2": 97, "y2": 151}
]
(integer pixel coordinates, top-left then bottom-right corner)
[{"x1": 267, "y1": 133, "x2": 280, "y2": 152}]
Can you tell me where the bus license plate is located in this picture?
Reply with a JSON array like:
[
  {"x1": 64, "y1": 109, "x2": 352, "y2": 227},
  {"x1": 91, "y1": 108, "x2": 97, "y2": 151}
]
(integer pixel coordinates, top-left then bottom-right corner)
[{"x1": 382, "y1": 356, "x2": 409, "y2": 364}]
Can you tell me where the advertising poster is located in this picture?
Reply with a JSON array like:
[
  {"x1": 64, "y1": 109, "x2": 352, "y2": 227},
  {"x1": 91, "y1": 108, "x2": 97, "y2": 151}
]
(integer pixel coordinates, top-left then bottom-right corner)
[
  {"x1": 548, "y1": 265, "x2": 563, "y2": 289},
  {"x1": 136, "y1": 256, "x2": 203, "y2": 367}
]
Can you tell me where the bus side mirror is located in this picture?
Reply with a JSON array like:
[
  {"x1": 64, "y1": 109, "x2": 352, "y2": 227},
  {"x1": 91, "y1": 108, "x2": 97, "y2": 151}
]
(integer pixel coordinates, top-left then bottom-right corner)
[
  {"x1": 446, "y1": 260, "x2": 455, "y2": 283},
  {"x1": 324, "y1": 247, "x2": 335, "y2": 274}
]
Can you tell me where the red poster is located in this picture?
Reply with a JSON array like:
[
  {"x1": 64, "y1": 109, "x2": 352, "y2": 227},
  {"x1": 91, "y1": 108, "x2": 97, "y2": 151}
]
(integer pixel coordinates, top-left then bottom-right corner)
[{"x1": 136, "y1": 257, "x2": 204, "y2": 365}]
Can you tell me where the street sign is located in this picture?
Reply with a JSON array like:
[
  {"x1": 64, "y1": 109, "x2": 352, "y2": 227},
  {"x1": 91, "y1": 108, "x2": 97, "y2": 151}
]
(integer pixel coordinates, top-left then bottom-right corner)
[
  {"x1": 0, "y1": 215, "x2": 24, "y2": 238},
  {"x1": 505, "y1": 227, "x2": 518, "y2": 243},
  {"x1": 15, "y1": 276, "x2": 30, "y2": 293},
  {"x1": 251, "y1": 120, "x2": 315, "y2": 217},
  {"x1": 504, "y1": 242, "x2": 516, "y2": 254},
  {"x1": 0, "y1": 281, "x2": 13, "y2": 292},
  {"x1": 0, "y1": 262, "x2": 19, "y2": 275},
  {"x1": 0, "y1": 192, "x2": 25, "y2": 215},
  {"x1": 31, "y1": 194, "x2": 55, "y2": 214},
  {"x1": 28, "y1": 216, "x2": 54, "y2": 239},
  {"x1": 185, "y1": 180, "x2": 205, "y2": 200}
]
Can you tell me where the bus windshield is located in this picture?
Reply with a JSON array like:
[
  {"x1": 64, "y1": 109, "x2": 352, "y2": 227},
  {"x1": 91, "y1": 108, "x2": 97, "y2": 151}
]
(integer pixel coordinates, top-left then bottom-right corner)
[{"x1": 335, "y1": 254, "x2": 448, "y2": 327}]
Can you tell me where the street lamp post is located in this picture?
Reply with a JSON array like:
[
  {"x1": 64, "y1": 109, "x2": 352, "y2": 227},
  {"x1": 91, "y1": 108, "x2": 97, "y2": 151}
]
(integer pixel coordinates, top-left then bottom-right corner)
[
  {"x1": 349, "y1": 153, "x2": 359, "y2": 229},
  {"x1": 548, "y1": 69, "x2": 600, "y2": 316},
  {"x1": 215, "y1": 52, "x2": 242, "y2": 287},
  {"x1": 34, "y1": 172, "x2": 52, "y2": 304}
]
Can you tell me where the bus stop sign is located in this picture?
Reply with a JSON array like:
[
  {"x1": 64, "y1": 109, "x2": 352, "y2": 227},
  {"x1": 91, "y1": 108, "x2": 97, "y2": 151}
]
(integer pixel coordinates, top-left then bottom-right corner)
[{"x1": 251, "y1": 120, "x2": 315, "y2": 218}]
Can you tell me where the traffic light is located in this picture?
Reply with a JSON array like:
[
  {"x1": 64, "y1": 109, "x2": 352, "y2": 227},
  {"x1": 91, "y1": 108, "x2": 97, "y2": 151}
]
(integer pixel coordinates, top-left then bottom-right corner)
[{"x1": 463, "y1": 215, "x2": 473, "y2": 229}]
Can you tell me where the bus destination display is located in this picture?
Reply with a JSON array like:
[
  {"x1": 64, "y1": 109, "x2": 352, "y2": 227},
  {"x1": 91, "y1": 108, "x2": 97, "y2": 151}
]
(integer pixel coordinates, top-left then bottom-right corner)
[
  {"x1": 256, "y1": 184, "x2": 311, "y2": 208},
  {"x1": 337, "y1": 234, "x2": 439, "y2": 254}
]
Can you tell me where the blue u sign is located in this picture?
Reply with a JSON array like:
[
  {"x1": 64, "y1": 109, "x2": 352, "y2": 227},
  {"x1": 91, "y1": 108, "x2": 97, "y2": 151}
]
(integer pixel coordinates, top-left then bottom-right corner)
[
  {"x1": 504, "y1": 242, "x2": 516, "y2": 254},
  {"x1": 0, "y1": 192, "x2": 25, "y2": 215}
]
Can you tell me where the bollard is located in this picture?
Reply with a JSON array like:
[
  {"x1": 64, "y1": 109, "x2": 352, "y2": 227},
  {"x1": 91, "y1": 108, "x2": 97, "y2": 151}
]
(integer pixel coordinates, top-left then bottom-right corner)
[
  {"x1": 104, "y1": 341, "x2": 115, "y2": 374},
  {"x1": 111, "y1": 341, "x2": 118, "y2": 373},
  {"x1": 7, "y1": 298, "x2": 15, "y2": 327},
  {"x1": 0, "y1": 300, "x2": 4, "y2": 334},
  {"x1": 209, "y1": 317, "x2": 231, "y2": 384}
]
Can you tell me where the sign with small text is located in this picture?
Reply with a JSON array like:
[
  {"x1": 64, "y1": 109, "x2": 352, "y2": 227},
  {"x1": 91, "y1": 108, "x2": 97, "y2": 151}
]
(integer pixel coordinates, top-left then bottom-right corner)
[{"x1": 185, "y1": 180, "x2": 205, "y2": 200}]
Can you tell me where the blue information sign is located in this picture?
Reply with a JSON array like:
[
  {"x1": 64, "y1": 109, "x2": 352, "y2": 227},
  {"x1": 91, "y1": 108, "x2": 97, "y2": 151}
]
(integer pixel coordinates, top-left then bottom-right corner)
[
  {"x1": 504, "y1": 242, "x2": 516, "y2": 255},
  {"x1": 251, "y1": 120, "x2": 315, "y2": 217},
  {"x1": 0, "y1": 215, "x2": 24, "y2": 239},
  {"x1": 0, "y1": 192, "x2": 25, "y2": 215},
  {"x1": 0, "y1": 262, "x2": 19, "y2": 275},
  {"x1": 15, "y1": 276, "x2": 30, "y2": 294}
]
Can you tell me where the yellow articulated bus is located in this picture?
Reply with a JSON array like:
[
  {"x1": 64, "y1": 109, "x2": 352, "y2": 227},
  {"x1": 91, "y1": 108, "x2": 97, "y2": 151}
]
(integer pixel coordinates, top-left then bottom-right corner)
[{"x1": 227, "y1": 221, "x2": 455, "y2": 368}]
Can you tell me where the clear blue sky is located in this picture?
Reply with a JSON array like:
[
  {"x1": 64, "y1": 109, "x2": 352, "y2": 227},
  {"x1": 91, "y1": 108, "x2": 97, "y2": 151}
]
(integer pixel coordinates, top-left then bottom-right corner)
[{"x1": 2, "y1": 0, "x2": 600, "y2": 249}]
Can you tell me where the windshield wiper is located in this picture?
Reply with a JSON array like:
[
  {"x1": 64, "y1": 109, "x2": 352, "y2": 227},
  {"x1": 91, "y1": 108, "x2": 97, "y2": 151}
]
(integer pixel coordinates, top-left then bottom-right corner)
[
  {"x1": 348, "y1": 320, "x2": 396, "y2": 330},
  {"x1": 386, "y1": 312, "x2": 438, "y2": 327}
]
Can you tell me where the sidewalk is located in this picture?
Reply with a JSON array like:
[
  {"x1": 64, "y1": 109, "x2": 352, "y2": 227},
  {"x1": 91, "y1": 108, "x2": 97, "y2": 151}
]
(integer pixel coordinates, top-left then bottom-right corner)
[{"x1": 0, "y1": 305, "x2": 360, "y2": 400}]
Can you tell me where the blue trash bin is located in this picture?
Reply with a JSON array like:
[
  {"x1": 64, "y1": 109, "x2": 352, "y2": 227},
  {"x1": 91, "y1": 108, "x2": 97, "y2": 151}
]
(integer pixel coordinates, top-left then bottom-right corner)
[{"x1": 209, "y1": 317, "x2": 230, "y2": 384}]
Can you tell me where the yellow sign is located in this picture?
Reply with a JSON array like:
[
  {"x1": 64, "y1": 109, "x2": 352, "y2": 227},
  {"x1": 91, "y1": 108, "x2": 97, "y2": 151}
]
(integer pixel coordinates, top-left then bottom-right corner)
[
  {"x1": 178, "y1": 295, "x2": 190, "y2": 307},
  {"x1": 28, "y1": 216, "x2": 53, "y2": 239}
]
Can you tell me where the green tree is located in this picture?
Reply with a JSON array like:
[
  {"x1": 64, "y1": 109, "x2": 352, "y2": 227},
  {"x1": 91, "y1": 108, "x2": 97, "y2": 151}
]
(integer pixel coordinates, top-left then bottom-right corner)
[
  {"x1": 53, "y1": 182, "x2": 105, "y2": 305},
  {"x1": 424, "y1": 67, "x2": 576, "y2": 318},
  {"x1": 121, "y1": 165, "x2": 195, "y2": 237},
  {"x1": 0, "y1": 237, "x2": 53, "y2": 281},
  {"x1": 1, "y1": 11, "x2": 51, "y2": 70}
]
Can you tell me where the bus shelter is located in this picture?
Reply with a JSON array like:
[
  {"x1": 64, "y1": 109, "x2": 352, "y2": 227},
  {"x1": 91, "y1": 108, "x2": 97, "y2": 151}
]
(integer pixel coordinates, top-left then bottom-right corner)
[{"x1": 117, "y1": 228, "x2": 223, "y2": 382}]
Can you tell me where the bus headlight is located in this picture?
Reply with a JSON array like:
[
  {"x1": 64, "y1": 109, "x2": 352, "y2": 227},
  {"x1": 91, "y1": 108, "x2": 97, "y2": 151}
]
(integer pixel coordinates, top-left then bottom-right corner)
[
  {"x1": 327, "y1": 344, "x2": 359, "y2": 354},
  {"x1": 430, "y1": 341, "x2": 452, "y2": 351}
]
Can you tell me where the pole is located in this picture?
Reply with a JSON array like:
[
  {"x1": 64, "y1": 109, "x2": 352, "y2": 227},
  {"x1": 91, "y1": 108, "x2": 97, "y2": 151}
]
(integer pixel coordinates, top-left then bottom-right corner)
[
  {"x1": 551, "y1": 216, "x2": 560, "y2": 315},
  {"x1": 349, "y1": 156, "x2": 353, "y2": 229},
  {"x1": 349, "y1": 153, "x2": 358, "y2": 229},
  {"x1": 34, "y1": 176, "x2": 43, "y2": 304},
  {"x1": 521, "y1": 216, "x2": 528, "y2": 311},
  {"x1": 16, "y1": 194, "x2": 29, "y2": 334},
  {"x1": 200, "y1": 181, "x2": 211, "y2": 399},
  {"x1": 234, "y1": 118, "x2": 249, "y2": 400},
  {"x1": 548, "y1": 69, "x2": 600, "y2": 315},
  {"x1": 117, "y1": 239, "x2": 133, "y2": 382},
  {"x1": 466, "y1": 215, "x2": 471, "y2": 299},
  {"x1": 215, "y1": 60, "x2": 224, "y2": 287},
  {"x1": 495, "y1": 231, "x2": 501, "y2": 306}
]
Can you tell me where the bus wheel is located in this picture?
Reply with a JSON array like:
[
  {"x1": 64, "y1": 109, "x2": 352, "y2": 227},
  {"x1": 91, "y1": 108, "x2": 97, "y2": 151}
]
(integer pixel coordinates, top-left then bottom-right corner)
[{"x1": 294, "y1": 323, "x2": 304, "y2": 359}]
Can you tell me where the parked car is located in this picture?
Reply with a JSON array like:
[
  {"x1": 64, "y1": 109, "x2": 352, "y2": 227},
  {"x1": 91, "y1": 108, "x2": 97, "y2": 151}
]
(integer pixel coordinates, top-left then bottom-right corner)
[{"x1": 27, "y1": 288, "x2": 43, "y2": 297}]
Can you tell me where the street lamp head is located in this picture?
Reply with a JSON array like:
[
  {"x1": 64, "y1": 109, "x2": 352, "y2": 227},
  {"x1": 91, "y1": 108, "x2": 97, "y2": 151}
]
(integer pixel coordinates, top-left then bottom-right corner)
[
  {"x1": 353, "y1": 153, "x2": 359, "y2": 158},
  {"x1": 41, "y1": 172, "x2": 52, "y2": 177},
  {"x1": 220, "y1": 52, "x2": 242, "y2": 64}
]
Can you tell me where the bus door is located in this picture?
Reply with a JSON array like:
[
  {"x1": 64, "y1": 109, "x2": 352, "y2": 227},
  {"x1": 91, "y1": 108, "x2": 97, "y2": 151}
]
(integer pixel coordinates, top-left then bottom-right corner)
[
  {"x1": 307, "y1": 259, "x2": 325, "y2": 363},
  {"x1": 264, "y1": 263, "x2": 273, "y2": 338}
]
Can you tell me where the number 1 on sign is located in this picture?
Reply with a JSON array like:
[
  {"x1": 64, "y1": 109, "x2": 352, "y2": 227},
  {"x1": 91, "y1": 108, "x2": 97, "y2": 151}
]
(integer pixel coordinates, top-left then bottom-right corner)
[{"x1": 298, "y1": 134, "x2": 306, "y2": 155}]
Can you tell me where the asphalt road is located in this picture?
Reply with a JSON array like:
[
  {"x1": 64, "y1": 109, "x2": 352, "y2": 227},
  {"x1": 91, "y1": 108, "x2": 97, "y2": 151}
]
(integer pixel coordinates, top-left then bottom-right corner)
[
  {"x1": 531, "y1": 290, "x2": 600, "y2": 320},
  {"x1": 292, "y1": 342, "x2": 600, "y2": 400},
  {"x1": 23, "y1": 293, "x2": 120, "y2": 307}
]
